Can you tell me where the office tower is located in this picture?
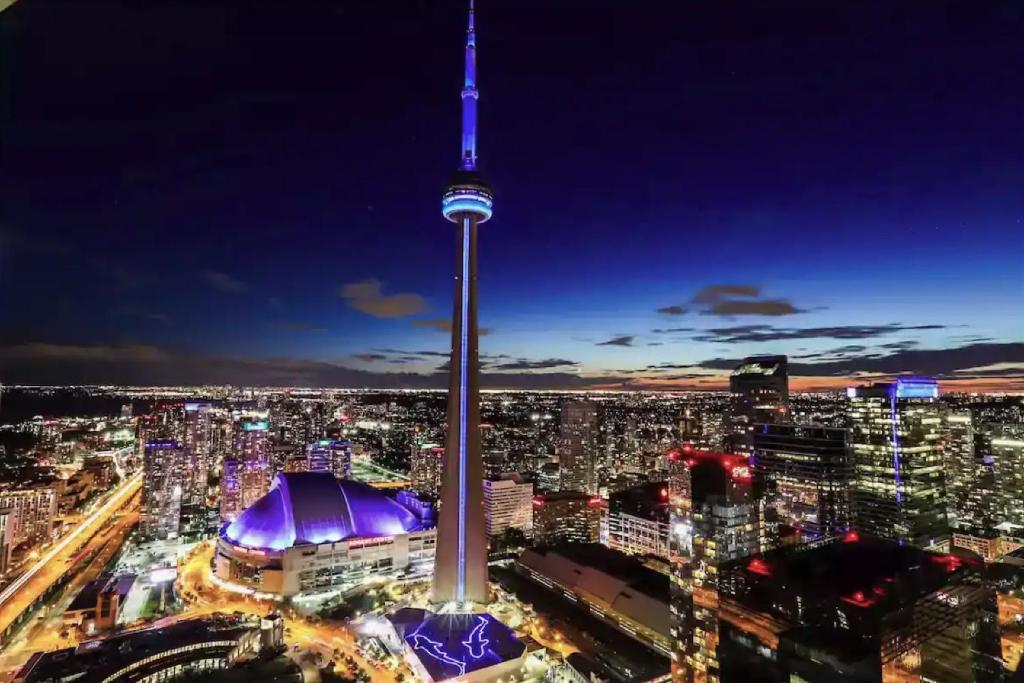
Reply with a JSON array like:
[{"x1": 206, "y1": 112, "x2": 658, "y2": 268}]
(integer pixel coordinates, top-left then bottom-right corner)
[
  {"x1": 667, "y1": 449, "x2": 758, "y2": 683},
  {"x1": 728, "y1": 355, "x2": 789, "y2": 451},
  {"x1": 0, "y1": 484, "x2": 57, "y2": 546},
  {"x1": 482, "y1": 474, "x2": 533, "y2": 540},
  {"x1": 710, "y1": 536, "x2": 1002, "y2": 683},
  {"x1": 432, "y1": 0, "x2": 492, "y2": 607},
  {"x1": 559, "y1": 400, "x2": 599, "y2": 494},
  {"x1": 0, "y1": 507, "x2": 17, "y2": 574},
  {"x1": 181, "y1": 402, "x2": 212, "y2": 537},
  {"x1": 991, "y1": 431, "x2": 1024, "y2": 528},
  {"x1": 532, "y1": 491, "x2": 602, "y2": 545},
  {"x1": 235, "y1": 418, "x2": 272, "y2": 512},
  {"x1": 306, "y1": 438, "x2": 352, "y2": 480},
  {"x1": 847, "y1": 378, "x2": 949, "y2": 548},
  {"x1": 752, "y1": 423, "x2": 852, "y2": 547},
  {"x1": 142, "y1": 440, "x2": 184, "y2": 540},
  {"x1": 410, "y1": 442, "x2": 445, "y2": 498}
]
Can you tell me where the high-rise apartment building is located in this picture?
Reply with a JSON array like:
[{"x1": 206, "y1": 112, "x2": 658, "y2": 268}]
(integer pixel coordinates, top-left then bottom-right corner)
[
  {"x1": 991, "y1": 431, "x2": 1024, "y2": 529},
  {"x1": 235, "y1": 418, "x2": 271, "y2": 512},
  {"x1": 410, "y1": 442, "x2": 445, "y2": 498},
  {"x1": 306, "y1": 439, "x2": 352, "y2": 480},
  {"x1": 728, "y1": 355, "x2": 789, "y2": 451},
  {"x1": 667, "y1": 449, "x2": 758, "y2": 683},
  {"x1": 0, "y1": 507, "x2": 18, "y2": 574},
  {"x1": 944, "y1": 412, "x2": 992, "y2": 532},
  {"x1": 142, "y1": 440, "x2": 184, "y2": 540},
  {"x1": 532, "y1": 491, "x2": 602, "y2": 546},
  {"x1": 559, "y1": 400, "x2": 599, "y2": 494},
  {"x1": 219, "y1": 457, "x2": 242, "y2": 523},
  {"x1": 483, "y1": 474, "x2": 533, "y2": 539},
  {"x1": 752, "y1": 423, "x2": 852, "y2": 547},
  {"x1": 606, "y1": 481, "x2": 670, "y2": 559},
  {"x1": 0, "y1": 484, "x2": 57, "y2": 546},
  {"x1": 847, "y1": 378, "x2": 948, "y2": 548},
  {"x1": 181, "y1": 402, "x2": 212, "y2": 537}
]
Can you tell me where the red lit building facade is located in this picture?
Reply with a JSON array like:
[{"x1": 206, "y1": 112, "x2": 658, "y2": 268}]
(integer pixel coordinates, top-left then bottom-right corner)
[{"x1": 667, "y1": 448, "x2": 758, "y2": 683}]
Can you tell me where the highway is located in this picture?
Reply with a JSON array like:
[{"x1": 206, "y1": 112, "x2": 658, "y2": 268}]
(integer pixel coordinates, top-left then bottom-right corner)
[{"x1": 0, "y1": 472, "x2": 142, "y2": 637}]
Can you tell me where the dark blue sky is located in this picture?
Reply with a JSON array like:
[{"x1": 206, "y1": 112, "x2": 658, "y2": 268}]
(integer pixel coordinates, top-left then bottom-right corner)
[{"x1": 1, "y1": 0, "x2": 1022, "y2": 390}]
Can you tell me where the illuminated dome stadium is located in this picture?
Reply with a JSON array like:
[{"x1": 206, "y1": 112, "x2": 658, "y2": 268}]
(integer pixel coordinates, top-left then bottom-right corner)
[
  {"x1": 216, "y1": 472, "x2": 436, "y2": 597},
  {"x1": 225, "y1": 472, "x2": 426, "y2": 550}
]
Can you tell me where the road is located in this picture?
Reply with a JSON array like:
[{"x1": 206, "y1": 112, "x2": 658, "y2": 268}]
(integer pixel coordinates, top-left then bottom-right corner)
[
  {"x1": 0, "y1": 476, "x2": 142, "y2": 680},
  {"x1": 176, "y1": 542, "x2": 405, "y2": 682}
]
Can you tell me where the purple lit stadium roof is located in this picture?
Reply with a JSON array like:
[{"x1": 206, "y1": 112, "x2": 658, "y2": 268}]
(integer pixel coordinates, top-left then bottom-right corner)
[{"x1": 224, "y1": 472, "x2": 428, "y2": 550}]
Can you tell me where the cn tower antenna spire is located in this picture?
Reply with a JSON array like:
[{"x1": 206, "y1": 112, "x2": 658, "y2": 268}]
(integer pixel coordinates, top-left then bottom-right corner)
[{"x1": 461, "y1": 0, "x2": 479, "y2": 170}]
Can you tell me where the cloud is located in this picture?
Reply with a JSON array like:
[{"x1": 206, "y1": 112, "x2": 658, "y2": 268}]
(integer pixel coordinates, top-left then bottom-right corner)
[
  {"x1": 339, "y1": 279, "x2": 428, "y2": 318},
  {"x1": 652, "y1": 327, "x2": 695, "y2": 334},
  {"x1": 656, "y1": 305, "x2": 688, "y2": 316},
  {"x1": 352, "y1": 353, "x2": 388, "y2": 362},
  {"x1": 692, "y1": 284, "x2": 761, "y2": 304},
  {"x1": 702, "y1": 298, "x2": 804, "y2": 317},
  {"x1": 687, "y1": 284, "x2": 806, "y2": 317},
  {"x1": 491, "y1": 358, "x2": 579, "y2": 371},
  {"x1": 693, "y1": 323, "x2": 947, "y2": 344},
  {"x1": 412, "y1": 319, "x2": 492, "y2": 335},
  {"x1": 203, "y1": 270, "x2": 248, "y2": 293},
  {"x1": 273, "y1": 322, "x2": 326, "y2": 333},
  {"x1": 696, "y1": 342, "x2": 1024, "y2": 379},
  {"x1": 597, "y1": 335, "x2": 634, "y2": 347}
]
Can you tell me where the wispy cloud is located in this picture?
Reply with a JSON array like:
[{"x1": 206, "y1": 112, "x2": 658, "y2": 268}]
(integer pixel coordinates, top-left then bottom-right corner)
[
  {"x1": 203, "y1": 270, "x2": 248, "y2": 293},
  {"x1": 692, "y1": 323, "x2": 946, "y2": 344},
  {"x1": 597, "y1": 335, "x2": 634, "y2": 347},
  {"x1": 339, "y1": 279, "x2": 428, "y2": 318},
  {"x1": 411, "y1": 319, "x2": 492, "y2": 336}
]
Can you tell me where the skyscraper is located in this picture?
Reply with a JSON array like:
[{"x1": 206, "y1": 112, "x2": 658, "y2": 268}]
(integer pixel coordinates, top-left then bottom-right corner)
[
  {"x1": 752, "y1": 422, "x2": 852, "y2": 547},
  {"x1": 667, "y1": 448, "x2": 758, "y2": 683},
  {"x1": 432, "y1": 0, "x2": 492, "y2": 607},
  {"x1": 410, "y1": 442, "x2": 445, "y2": 498},
  {"x1": 181, "y1": 402, "x2": 212, "y2": 537},
  {"x1": 142, "y1": 440, "x2": 184, "y2": 540},
  {"x1": 559, "y1": 400, "x2": 599, "y2": 494},
  {"x1": 728, "y1": 355, "x2": 789, "y2": 451},
  {"x1": 235, "y1": 418, "x2": 271, "y2": 512},
  {"x1": 847, "y1": 378, "x2": 949, "y2": 548}
]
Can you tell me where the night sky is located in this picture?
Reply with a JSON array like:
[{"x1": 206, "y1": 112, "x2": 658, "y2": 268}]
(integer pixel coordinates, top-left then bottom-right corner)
[{"x1": 1, "y1": 0, "x2": 1022, "y2": 391}]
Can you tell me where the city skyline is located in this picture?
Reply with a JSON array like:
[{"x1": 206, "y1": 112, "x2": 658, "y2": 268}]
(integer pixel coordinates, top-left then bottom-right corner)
[{"x1": 1, "y1": 0, "x2": 1022, "y2": 392}]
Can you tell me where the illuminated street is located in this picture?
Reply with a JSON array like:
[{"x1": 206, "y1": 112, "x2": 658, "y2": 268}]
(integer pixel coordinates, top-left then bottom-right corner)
[
  {"x1": 0, "y1": 475, "x2": 142, "y2": 680},
  {"x1": 176, "y1": 542, "x2": 407, "y2": 682}
]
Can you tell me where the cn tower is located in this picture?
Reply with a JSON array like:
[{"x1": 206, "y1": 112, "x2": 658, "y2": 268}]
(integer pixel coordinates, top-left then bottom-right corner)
[{"x1": 432, "y1": 0, "x2": 492, "y2": 607}]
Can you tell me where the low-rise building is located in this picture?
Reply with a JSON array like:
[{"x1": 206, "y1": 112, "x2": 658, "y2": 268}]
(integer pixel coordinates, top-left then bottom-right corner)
[
  {"x1": 517, "y1": 543, "x2": 672, "y2": 655},
  {"x1": 15, "y1": 615, "x2": 275, "y2": 683}
]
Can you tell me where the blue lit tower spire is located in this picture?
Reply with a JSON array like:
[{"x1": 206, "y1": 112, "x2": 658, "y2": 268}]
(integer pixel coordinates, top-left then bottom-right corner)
[{"x1": 433, "y1": 0, "x2": 492, "y2": 608}]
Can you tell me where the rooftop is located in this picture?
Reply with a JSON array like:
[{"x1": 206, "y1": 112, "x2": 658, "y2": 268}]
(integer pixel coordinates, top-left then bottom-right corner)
[
  {"x1": 388, "y1": 609, "x2": 525, "y2": 681},
  {"x1": 224, "y1": 472, "x2": 431, "y2": 550},
  {"x1": 17, "y1": 616, "x2": 257, "y2": 682}
]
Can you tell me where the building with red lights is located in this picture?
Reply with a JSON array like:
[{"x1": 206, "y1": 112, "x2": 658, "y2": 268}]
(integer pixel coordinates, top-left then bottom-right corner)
[
  {"x1": 711, "y1": 534, "x2": 1003, "y2": 682},
  {"x1": 532, "y1": 490, "x2": 602, "y2": 546},
  {"x1": 666, "y1": 448, "x2": 758, "y2": 683}
]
